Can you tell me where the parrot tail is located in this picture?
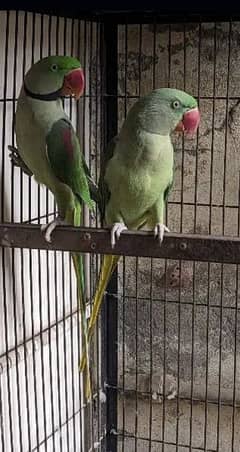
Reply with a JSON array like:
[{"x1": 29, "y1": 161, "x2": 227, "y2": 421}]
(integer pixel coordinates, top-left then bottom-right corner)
[
  {"x1": 66, "y1": 200, "x2": 92, "y2": 401},
  {"x1": 79, "y1": 254, "x2": 119, "y2": 373}
]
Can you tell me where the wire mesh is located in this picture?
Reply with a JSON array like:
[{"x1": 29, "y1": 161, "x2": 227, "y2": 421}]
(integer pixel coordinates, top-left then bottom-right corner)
[
  {"x1": 0, "y1": 10, "x2": 103, "y2": 452},
  {"x1": 116, "y1": 20, "x2": 240, "y2": 452}
]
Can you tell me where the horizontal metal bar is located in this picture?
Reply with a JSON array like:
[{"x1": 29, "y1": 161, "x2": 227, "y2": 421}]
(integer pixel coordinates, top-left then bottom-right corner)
[
  {"x1": 4, "y1": 95, "x2": 240, "y2": 103},
  {"x1": 117, "y1": 431, "x2": 218, "y2": 452},
  {"x1": 0, "y1": 223, "x2": 240, "y2": 263},
  {"x1": 0, "y1": 309, "x2": 79, "y2": 363},
  {"x1": 123, "y1": 295, "x2": 240, "y2": 311},
  {"x1": 1, "y1": 7, "x2": 239, "y2": 24},
  {"x1": 116, "y1": 385, "x2": 240, "y2": 408},
  {"x1": 31, "y1": 406, "x2": 85, "y2": 452}
]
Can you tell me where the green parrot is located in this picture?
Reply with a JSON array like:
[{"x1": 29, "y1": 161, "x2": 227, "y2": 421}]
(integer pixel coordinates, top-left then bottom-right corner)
[
  {"x1": 14, "y1": 55, "x2": 97, "y2": 400},
  {"x1": 80, "y1": 87, "x2": 200, "y2": 372}
]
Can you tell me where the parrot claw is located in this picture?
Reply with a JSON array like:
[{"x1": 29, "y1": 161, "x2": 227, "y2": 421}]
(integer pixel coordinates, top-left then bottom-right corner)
[
  {"x1": 154, "y1": 223, "x2": 170, "y2": 245},
  {"x1": 111, "y1": 222, "x2": 128, "y2": 248},
  {"x1": 41, "y1": 217, "x2": 67, "y2": 243},
  {"x1": 8, "y1": 145, "x2": 33, "y2": 176}
]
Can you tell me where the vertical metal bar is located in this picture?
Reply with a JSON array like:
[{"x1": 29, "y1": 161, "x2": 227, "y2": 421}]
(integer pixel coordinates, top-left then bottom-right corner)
[
  {"x1": 216, "y1": 18, "x2": 232, "y2": 452},
  {"x1": 204, "y1": 20, "x2": 216, "y2": 452},
  {"x1": 69, "y1": 17, "x2": 77, "y2": 452},
  {"x1": 61, "y1": 247, "x2": 70, "y2": 449},
  {"x1": 148, "y1": 18, "x2": 156, "y2": 452},
  {"x1": 148, "y1": 257, "x2": 154, "y2": 452},
  {"x1": 134, "y1": 22, "x2": 142, "y2": 452},
  {"x1": 94, "y1": 18, "x2": 102, "y2": 448},
  {"x1": 61, "y1": 17, "x2": 71, "y2": 452},
  {"x1": 20, "y1": 11, "x2": 32, "y2": 451},
  {"x1": 190, "y1": 17, "x2": 202, "y2": 452},
  {"x1": 176, "y1": 22, "x2": 186, "y2": 451},
  {"x1": 1, "y1": 12, "x2": 14, "y2": 451},
  {"x1": 121, "y1": 21, "x2": 128, "y2": 452},
  {"x1": 162, "y1": 22, "x2": 172, "y2": 452},
  {"x1": 28, "y1": 12, "x2": 45, "y2": 450},
  {"x1": 88, "y1": 19, "x2": 96, "y2": 450},
  {"x1": 45, "y1": 13, "x2": 57, "y2": 452},
  {"x1": 121, "y1": 255, "x2": 126, "y2": 452},
  {"x1": 10, "y1": 10, "x2": 23, "y2": 452},
  {"x1": 79, "y1": 18, "x2": 93, "y2": 452},
  {"x1": 76, "y1": 18, "x2": 84, "y2": 452},
  {"x1": 231, "y1": 170, "x2": 240, "y2": 451},
  {"x1": 0, "y1": 374, "x2": 4, "y2": 451},
  {"x1": 99, "y1": 19, "x2": 106, "y2": 452},
  {"x1": 41, "y1": 14, "x2": 57, "y2": 450},
  {"x1": 53, "y1": 248, "x2": 63, "y2": 452},
  {"x1": 101, "y1": 20, "x2": 118, "y2": 452},
  {"x1": 134, "y1": 255, "x2": 139, "y2": 452},
  {"x1": 53, "y1": 15, "x2": 63, "y2": 452}
]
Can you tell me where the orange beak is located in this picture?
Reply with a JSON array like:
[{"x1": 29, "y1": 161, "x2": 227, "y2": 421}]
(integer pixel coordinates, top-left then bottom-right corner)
[
  {"x1": 175, "y1": 107, "x2": 200, "y2": 135},
  {"x1": 61, "y1": 68, "x2": 85, "y2": 99}
]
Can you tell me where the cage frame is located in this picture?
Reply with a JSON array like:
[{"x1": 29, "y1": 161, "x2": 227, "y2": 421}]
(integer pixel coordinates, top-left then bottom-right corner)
[{"x1": 0, "y1": 5, "x2": 240, "y2": 451}]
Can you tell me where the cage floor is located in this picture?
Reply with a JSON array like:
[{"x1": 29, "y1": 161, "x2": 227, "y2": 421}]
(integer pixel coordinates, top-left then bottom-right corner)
[{"x1": 118, "y1": 396, "x2": 240, "y2": 451}]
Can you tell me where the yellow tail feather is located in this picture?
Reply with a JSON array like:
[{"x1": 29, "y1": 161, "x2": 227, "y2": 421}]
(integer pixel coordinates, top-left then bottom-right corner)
[
  {"x1": 66, "y1": 203, "x2": 92, "y2": 401},
  {"x1": 72, "y1": 254, "x2": 92, "y2": 400},
  {"x1": 79, "y1": 254, "x2": 119, "y2": 373}
]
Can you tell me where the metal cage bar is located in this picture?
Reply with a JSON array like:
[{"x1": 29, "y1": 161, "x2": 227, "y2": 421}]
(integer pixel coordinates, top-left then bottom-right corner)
[{"x1": 100, "y1": 21, "x2": 119, "y2": 452}]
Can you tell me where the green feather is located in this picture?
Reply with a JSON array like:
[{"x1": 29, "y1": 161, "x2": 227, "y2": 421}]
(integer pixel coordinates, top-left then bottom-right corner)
[{"x1": 46, "y1": 118, "x2": 94, "y2": 210}]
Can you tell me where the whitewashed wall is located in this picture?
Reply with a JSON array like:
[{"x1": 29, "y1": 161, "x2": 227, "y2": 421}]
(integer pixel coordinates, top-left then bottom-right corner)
[{"x1": 0, "y1": 10, "x2": 102, "y2": 451}]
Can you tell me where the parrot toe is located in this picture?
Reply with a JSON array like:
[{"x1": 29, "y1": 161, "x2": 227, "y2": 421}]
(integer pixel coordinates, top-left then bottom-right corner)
[
  {"x1": 154, "y1": 223, "x2": 170, "y2": 245},
  {"x1": 41, "y1": 217, "x2": 67, "y2": 243},
  {"x1": 111, "y1": 222, "x2": 128, "y2": 248}
]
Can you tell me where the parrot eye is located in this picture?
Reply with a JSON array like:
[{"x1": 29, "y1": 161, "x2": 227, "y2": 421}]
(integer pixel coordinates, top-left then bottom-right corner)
[
  {"x1": 172, "y1": 100, "x2": 181, "y2": 109},
  {"x1": 51, "y1": 63, "x2": 58, "y2": 72}
]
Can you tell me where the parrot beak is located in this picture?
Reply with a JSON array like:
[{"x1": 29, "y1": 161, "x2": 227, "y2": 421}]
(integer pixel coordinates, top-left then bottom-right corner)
[
  {"x1": 175, "y1": 107, "x2": 200, "y2": 135},
  {"x1": 61, "y1": 68, "x2": 85, "y2": 99}
]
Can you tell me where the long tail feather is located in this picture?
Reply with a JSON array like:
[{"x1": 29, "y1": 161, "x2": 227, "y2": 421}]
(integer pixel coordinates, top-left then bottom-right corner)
[
  {"x1": 72, "y1": 253, "x2": 91, "y2": 400},
  {"x1": 66, "y1": 202, "x2": 92, "y2": 400},
  {"x1": 80, "y1": 254, "x2": 119, "y2": 372}
]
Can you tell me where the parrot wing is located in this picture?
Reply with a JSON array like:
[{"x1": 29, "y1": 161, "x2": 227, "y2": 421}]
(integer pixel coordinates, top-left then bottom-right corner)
[
  {"x1": 98, "y1": 135, "x2": 119, "y2": 224},
  {"x1": 163, "y1": 156, "x2": 175, "y2": 203},
  {"x1": 46, "y1": 117, "x2": 94, "y2": 209},
  {"x1": 164, "y1": 180, "x2": 173, "y2": 203},
  {"x1": 81, "y1": 154, "x2": 100, "y2": 205}
]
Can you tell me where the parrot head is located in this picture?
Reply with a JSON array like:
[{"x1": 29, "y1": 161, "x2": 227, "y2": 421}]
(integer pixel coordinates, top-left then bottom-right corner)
[
  {"x1": 132, "y1": 88, "x2": 200, "y2": 136},
  {"x1": 23, "y1": 56, "x2": 85, "y2": 100}
]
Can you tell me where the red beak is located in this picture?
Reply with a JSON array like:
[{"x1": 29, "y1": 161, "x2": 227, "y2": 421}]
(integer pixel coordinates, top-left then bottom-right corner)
[
  {"x1": 61, "y1": 68, "x2": 85, "y2": 99},
  {"x1": 175, "y1": 107, "x2": 200, "y2": 135}
]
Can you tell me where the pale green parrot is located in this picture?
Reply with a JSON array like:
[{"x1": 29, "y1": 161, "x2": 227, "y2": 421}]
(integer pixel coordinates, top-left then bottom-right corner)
[
  {"x1": 80, "y1": 87, "x2": 200, "y2": 372},
  {"x1": 14, "y1": 55, "x2": 98, "y2": 400}
]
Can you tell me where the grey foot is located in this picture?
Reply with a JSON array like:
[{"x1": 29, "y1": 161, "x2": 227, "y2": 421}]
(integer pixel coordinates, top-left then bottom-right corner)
[
  {"x1": 111, "y1": 222, "x2": 128, "y2": 248},
  {"x1": 154, "y1": 223, "x2": 170, "y2": 244},
  {"x1": 8, "y1": 145, "x2": 33, "y2": 176},
  {"x1": 41, "y1": 218, "x2": 67, "y2": 243}
]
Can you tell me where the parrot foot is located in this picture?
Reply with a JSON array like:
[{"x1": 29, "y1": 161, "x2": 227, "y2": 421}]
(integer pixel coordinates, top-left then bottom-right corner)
[
  {"x1": 111, "y1": 222, "x2": 128, "y2": 248},
  {"x1": 154, "y1": 223, "x2": 170, "y2": 245},
  {"x1": 41, "y1": 217, "x2": 67, "y2": 243},
  {"x1": 8, "y1": 145, "x2": 33, "y2": 176}
]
